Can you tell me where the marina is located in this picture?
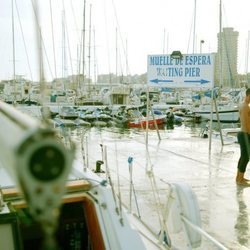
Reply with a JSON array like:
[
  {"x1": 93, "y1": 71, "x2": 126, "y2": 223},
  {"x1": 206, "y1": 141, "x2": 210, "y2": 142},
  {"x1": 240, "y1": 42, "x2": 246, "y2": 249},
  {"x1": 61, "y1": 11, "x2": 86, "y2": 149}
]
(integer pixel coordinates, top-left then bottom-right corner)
[
  {"x1": 0, "y1": 101, "x2": 247, "y2": 249},
  {"x1": 1, "y1": 0, "x2": 250, "y2": 249}
]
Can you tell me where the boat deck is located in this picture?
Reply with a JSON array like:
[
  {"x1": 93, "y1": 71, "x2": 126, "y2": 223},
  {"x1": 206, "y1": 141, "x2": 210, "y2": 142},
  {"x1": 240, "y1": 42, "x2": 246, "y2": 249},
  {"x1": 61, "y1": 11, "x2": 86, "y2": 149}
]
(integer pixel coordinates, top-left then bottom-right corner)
[
  {"x1": 0, "y1": 122, "x2": 248, "y2": 249},
  {"x1": 72, "y1": 125, "x2": 248, "y2": 250}
]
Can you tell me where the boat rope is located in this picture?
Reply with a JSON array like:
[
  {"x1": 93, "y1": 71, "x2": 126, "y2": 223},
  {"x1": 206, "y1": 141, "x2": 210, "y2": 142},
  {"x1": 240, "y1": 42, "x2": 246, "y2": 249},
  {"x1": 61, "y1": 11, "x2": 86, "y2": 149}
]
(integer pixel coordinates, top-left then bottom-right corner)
[
  {"x1": 103, "y1": 145, "x2": 121, "y2": 219},
  {"x1": 14, "y1": 0, "x2": 33, "y2": 81},
  {"x1": 111, "y1": 0, "x2": 131, "y2": 75},
  {"x1": 62, "y1": 0, "x2": 75, "y2": 78},
  {"x1": 114, "y1": 139, "x2": 124, "y2": 224},
  {"x1": 103, "y1": 0, "x2": 112, "y2": 81},
  {"x1": 127, "y1": 133, "x2": 237, "y2": 175},
  {"x1": 128, "y1": 156, "x2": 141, "y2": 217},
  {"x1": 49, "y1": 0, "x2": 57, "y2": 79},
  {"x1": 142, "y1": 133, "x2": 172, "y2": 246},
  {"x1": 96, "y1": 130, "x2": 126, "y2": 225},
  {"x1": 181, "y1": 215, "x2": 228, "y2": 250},
  {"x1": 80, "y1": 130, "x2": 88, "y2": 170},
  {"x1": 31, "y1": 0, "x2": 54, "y2": 80}
]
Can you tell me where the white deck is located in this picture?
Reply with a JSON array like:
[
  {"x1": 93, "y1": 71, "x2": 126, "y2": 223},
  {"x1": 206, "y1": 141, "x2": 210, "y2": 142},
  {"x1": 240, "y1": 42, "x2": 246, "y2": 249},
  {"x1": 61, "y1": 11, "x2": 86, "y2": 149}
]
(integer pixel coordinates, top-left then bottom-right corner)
[{"x1": 70, "y1": 124, "x2": 247, "y2": 250}]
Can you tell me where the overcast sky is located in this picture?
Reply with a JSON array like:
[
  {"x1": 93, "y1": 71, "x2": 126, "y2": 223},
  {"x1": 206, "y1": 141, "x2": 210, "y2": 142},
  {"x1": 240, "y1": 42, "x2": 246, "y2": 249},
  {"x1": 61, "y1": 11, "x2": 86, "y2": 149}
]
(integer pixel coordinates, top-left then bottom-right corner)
[{"x1": 0, "y1": 0, "x2": 250, "y2": 81}]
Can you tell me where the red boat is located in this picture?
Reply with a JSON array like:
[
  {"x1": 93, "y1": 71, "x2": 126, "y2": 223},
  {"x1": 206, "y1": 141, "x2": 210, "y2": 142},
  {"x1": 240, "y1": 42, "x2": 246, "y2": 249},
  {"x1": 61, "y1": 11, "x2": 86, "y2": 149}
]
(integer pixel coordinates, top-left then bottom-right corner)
[{"x1": 128, "y1": 114, "x2": 166, "y2": 128}]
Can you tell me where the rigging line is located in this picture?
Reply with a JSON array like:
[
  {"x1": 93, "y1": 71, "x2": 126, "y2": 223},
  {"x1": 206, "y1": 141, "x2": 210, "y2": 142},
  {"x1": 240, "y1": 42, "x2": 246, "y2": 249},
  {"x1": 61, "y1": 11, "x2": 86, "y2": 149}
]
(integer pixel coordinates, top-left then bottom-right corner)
[
  {"x1": 65, "y1": 17, "x2": 74, "y2": 78},
  {"x1": 62, "y1": 10, "x2": 66, "y2": 79},
  {"x1": 41, "y1": 38, "x2": 54, "y2": 80},
  {"x1": 49, "y1": 0, "x2": 57, "y2": 79},
  {"x1": 111, "y1": 0, "x2": 131, "y2": 75},
  {"x1": 118, "y1": 42, "x2": 125, "y2": 80},
  {"x1": 88, "y1": 133, "x2": 167, "y2": 231},
  {"x1": 186, "y1": 5, "x2": 194, "y2": 54},
  {"x1": 78, "y1": 27, "x2": 83, "y2": 82},
  {"x1": 93, "y1": 28, "x2": 98, "y2": 84},
  {"x1": 193, "y1": 0, "x2": 197, "y2": 54},
  {"x1": 31, "y1": 0, "x2": 44, "y2": 84},
  {"x1": 14, "y1": 0, "x2": 33, "y2": 81},
  {"x1": 82, "y1": 0, "x2": 86, "y2": 83},
  {"x1": 136, "y1": 137, "x2": 236, "y2": 174},
  {"x1": 113, "y1": 134, "x2": 124, "y2": 222},
  {"x1": 221, "y1": 4, "x2": 235, "y2": 87},
  {"x1": 88, "y1": 4, "x2": 92, "y2": 95},
  {"x1": 101, "y1": 132, "x2": 124, "y2": 220},
  {"x1": 11, "y1": 0, "x2": 15, "y2": 82},
  {"x1": 223, "y1": 33, "x2": 234, "y2": 87},
  {"x1": 137, "y1": 126, "x2": 170, "y2": 231},
  {"x1": 30, "y1": 0, "x2": 54, "y2": 81},
  {"x1": 62, "y1": 0, "x2": 74, "y2": 77},
  {"x1": 147, "y1": 168, "x2": 170, "y2": 235},
  {"x1": 69, "y1": 0, "x2": 81, "y2": 45},
  {"x1": 103, "y1": 145, "x2": 121, "y2": 218},
  {"x1": 103, "y1": 0, "x2": 112, "y2": 82}
]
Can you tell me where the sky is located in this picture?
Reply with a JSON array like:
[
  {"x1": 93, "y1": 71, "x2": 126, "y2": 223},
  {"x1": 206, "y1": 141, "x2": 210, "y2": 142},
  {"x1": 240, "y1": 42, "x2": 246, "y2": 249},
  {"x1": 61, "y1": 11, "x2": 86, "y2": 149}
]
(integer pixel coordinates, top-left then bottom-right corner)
[{"x1": 0, "y1": 0, "x2": 250, "y2": 82}]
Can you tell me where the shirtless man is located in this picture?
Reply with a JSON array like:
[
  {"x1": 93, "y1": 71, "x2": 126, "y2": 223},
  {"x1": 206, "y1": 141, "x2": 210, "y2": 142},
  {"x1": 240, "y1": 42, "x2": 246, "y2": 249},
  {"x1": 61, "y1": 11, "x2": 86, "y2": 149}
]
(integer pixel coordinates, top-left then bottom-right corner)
[{"x1": 236, "y1": 88, "x2": 250, "y2": 186}]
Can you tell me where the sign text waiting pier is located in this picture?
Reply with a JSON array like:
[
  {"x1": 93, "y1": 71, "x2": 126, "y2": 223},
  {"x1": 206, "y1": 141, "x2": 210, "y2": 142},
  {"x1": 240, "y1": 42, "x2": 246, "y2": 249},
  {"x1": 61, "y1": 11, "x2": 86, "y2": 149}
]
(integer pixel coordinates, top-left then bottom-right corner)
[{"x1": 147, "y1": 53, "x2": 214, "y2": 88}]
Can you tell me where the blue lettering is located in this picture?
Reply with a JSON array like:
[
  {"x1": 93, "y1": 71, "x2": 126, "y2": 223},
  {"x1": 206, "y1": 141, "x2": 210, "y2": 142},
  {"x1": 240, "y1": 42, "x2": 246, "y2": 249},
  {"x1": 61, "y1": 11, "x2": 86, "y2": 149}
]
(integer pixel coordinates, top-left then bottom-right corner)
[
  {"x1": 184, "y1": 67, "x2": 200, "y2": 77},
  {"x1": 185, "y1": 55, "x2": 211, "y2": 65},
  {"x1": 150, "y1": 56, "x2": 174, "y2": 66},
  {"x1": 156, "y1": 67, "x2": 183, "y2": 77},
  {"x1": 175, "y1": 59, "x2": 183, "y2": 66}
]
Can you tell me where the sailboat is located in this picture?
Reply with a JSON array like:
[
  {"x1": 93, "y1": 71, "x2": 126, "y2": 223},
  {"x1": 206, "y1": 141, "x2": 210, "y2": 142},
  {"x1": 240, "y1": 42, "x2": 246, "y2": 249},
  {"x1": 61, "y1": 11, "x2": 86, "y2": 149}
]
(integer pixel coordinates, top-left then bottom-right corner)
[
  {"x1": 0, "y1": 2, "x2": 230, "y2": 249},
  {"x1": 0, "y1": 100, "x2": 205, "y2": 250}
]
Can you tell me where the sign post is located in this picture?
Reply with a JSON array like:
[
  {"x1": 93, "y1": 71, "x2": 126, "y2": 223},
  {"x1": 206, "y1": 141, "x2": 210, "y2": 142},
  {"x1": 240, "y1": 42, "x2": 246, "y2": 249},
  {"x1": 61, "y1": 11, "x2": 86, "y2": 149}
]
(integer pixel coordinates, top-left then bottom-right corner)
[{"x1": 147, "y1": 53, "x2": 224, "y2": 147}]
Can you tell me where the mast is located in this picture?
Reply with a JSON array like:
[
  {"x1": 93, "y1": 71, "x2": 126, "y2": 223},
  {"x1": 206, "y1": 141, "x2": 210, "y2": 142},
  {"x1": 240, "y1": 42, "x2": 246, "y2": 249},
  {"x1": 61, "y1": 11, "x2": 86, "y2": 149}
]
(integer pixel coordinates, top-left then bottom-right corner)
[
  {"x1": 193, "y1": 0, "x2": 197, "y2": 53},
  {"x1": 93, "y1": 28, "x2": 97, "y2": 86},
  {"x1": 126, "y1": 39, "x2": 129, "y2": 77},
  {"x1": 163, "y1": 28, "x2": 169, "y2": 55},
  {"x1": 116, "y1": 27, "x2": 118, "y2": 82},
  {"x1": 49, "y1": 0, "x2": 57, "y2": 79},
  {"x1": 62, "y1": 10, "x2": 66, "y2": 91},
  {"x1": 219, "y1": 0, "x2": 223, "y2": 88},
  {"x1": 11, "y1": 0, "x2": 16, "y2": 103},
  {"x1": 82, "y1": 0, "x2": 86, "y2": 88},
  {"x1": 163, "y1": 28, "x2": 165, "y2": 54},
  {"x1": 88, "y1": 4, "x2": 92, "y2": 97}
]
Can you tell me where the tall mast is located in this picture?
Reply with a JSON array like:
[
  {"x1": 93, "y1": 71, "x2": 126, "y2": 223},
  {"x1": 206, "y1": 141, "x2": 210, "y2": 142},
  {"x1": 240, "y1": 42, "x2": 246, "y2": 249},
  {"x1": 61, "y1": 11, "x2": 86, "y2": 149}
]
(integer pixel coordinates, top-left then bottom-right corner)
[
  {"x1": 11, "y1": 0, "x2": 16, "y2": 80},
  {"x1": 93, "y1": 28, "x2": 97, "y2": 85},
  {"x1": 62, "y1": 10, "x2": 66, "y2": 87},
  {"x1": 82, "y1": 0, "x2": 86, "y2": 86},
  {"x1": 219, "y1": 0, "x2": 223, "y2": 88},
  {"x1": 49, "y1": 0, "x2": 57, "y2": 79},
  {"x1": 163, "y1": 28, "x2": 165, "y2": 54},
  {"x1": 11, "y1": 0, "x2": 17, "y2": 104},
  {"x1": 115, "y1": 27, "x2": 118, "y2": 82},
  {"x1": 193, "y1": 0, "x2": 197, "y2": 53},
  {"x1": 88, "y1": 4, "x2": 92, "y2": 96}
]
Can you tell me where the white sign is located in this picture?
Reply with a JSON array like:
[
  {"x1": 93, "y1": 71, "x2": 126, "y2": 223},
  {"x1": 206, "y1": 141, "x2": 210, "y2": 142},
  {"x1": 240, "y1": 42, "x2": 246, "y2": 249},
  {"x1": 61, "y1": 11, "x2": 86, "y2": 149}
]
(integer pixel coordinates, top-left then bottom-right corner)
[{"x1": 147, "y1": 53, "x2": 214, "y2": 88}]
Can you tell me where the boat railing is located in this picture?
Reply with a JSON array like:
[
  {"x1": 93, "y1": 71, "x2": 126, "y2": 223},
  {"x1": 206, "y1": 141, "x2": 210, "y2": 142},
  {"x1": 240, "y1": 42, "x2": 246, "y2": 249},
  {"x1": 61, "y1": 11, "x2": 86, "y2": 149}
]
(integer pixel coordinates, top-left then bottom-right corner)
[{"x1": 181, "y1": 216, "x2": 228, "y2": 250}]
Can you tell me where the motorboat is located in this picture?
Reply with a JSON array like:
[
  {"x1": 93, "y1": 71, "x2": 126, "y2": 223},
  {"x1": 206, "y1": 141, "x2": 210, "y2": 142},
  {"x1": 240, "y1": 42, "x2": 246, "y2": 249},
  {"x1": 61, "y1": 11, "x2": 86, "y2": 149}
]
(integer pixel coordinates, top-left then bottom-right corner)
[
  {"x1": 193, "y1": 102, "x2": 239, "y2": 123},
  {"x1": 127, "y1": 109, "x2": 166, "y2": 129}
]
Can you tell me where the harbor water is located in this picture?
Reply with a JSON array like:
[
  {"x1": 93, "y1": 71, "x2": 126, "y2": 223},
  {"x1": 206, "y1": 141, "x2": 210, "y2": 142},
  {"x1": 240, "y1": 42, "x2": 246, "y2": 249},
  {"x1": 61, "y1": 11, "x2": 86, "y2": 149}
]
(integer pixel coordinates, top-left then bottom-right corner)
[{"x1": 63, "y1": 121, "x2": 249, "y2": 250}]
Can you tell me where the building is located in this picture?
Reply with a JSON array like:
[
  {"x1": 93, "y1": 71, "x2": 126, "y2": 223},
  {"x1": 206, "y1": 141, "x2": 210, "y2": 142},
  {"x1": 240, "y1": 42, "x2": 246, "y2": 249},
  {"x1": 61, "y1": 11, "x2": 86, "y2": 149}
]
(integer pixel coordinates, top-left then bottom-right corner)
[{"x1": 215, "y1": 27, "x2": 239, "y2": 87}]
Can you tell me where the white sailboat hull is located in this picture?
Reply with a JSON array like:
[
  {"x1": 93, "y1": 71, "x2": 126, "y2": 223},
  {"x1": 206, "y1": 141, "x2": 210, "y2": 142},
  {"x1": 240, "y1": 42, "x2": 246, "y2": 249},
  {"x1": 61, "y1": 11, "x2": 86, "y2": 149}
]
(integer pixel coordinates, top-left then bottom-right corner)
[{"x1": 194, "y1": 105, "x2": 239, "y2": 122}]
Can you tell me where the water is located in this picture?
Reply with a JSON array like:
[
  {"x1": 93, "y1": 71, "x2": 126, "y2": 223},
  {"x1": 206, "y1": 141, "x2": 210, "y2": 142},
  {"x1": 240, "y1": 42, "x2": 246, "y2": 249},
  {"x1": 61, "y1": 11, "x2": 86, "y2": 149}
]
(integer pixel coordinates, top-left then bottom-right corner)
[{"x1": 63, "y1": 122, "x2": 247, "y2": 250}]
